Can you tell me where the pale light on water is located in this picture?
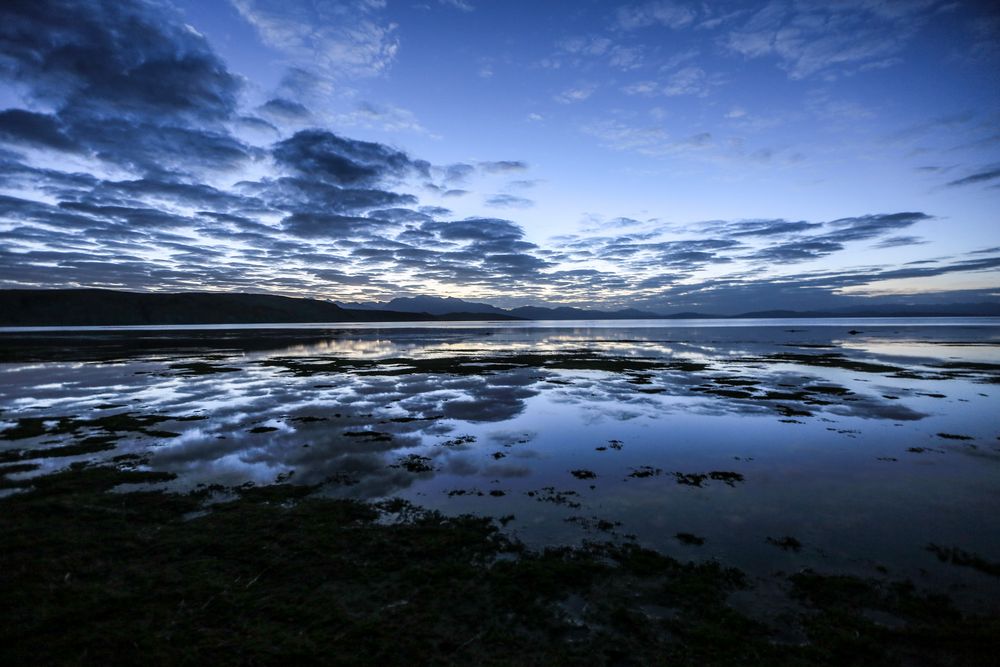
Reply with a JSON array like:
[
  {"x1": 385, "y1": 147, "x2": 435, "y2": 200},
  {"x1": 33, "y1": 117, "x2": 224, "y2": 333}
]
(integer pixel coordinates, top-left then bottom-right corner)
[{"x1": 1, "y1": 320, "x2": 999, "y2": 605}]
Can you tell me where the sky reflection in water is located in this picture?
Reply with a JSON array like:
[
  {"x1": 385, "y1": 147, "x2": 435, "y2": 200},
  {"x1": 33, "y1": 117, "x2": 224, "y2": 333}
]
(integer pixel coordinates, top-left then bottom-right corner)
[{"x1": 1, "y1": 322, "x2": 998, "y2": 599}]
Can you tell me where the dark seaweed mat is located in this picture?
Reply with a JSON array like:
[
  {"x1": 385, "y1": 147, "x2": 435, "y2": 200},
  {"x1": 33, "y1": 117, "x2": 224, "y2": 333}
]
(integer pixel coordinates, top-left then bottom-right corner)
[{"x1": 2, "y1": 465, "x2": 998, "y2": 666}]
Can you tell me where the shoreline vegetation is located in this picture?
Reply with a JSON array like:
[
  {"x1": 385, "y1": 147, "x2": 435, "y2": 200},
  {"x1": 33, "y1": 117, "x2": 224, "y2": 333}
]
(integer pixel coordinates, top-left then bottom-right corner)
[
  {"x1": 2, "y1": 463, "x2": 999, "y2": 666},
  {"x1": 2, "y1": 288, "x2": 999, "y2": 327}
]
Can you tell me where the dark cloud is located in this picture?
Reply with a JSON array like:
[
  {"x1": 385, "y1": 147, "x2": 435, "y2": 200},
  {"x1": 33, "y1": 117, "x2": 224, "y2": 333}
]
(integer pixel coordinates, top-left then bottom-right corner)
[
  {"x1": 257, "y1": 98, "x2": 312, "y2": 121},
  {"x1": 482, "y1": 253, "x2": 551, "y2": 274},
  {"x1": 443, "y1": 163, "x2": 475, "y2": 183},
  {"x1": 0, "y1": 158, "x2": 98, "y2": 200},
  {"x1": 311, "y1": 269, "x2": 374, "y2": 285},
  {"x1": 946, "y1": 167, "x2": 1000, "y2": 187},
  {"x1": 87, "y1": 178, "x2": 261, "y2": 213},
  {"x1": 846, "y1": 255, "x2": 1000, "y2": 283},
  {"x1": 579, "y1": 236, "x2": 740, "y2": 273},
  {"x1": 478, "y1": 160, "x2": 528, "y2": 173},
  {"x1": 0, "y1": 0, "x2": 253, "y2": 176},
  {"x1": 0, "y1": 0, "x2": 239, "y2": 121},
  {"x1": 873, "y1": 235, "x2": 926, "y2": 249},
  {"x1": 0, "y1": 109, "x2": 77, "y2": 151},
  {"x1": 273, "y1": 130, "x2": 428, "y2": 187},
  {"x1": 237, "y1": 116, "x2": 280, "y2": 134},
  {"x1": 419, "y1": 206, "x2": 452, "y2": 217},
  {"x1": 249, "y1": 177, "x2": 416, "y2": 214},
  {"x1": 822, "y1": 212, "x2": 931, "y2": 243},
  {"x1": 485, "y1": 194, "x2": 534, "y2": 209},
  {"x1": 283, "y1": 213, "x2": 393, "y2": 239},
  {"x1": 0, "y1": 193, "x2": 98, "y2": 230},
  {"x1": 366, "y1": 208, "x2": 434, "y2": 223},
  {"x1": 749, "y1": 239, "x2": 844, "y2": 263},
  {"x1": 77, "y1": 117, "x2": 255, "y2": 173},
  {"x1": 709, "y1": 212, "x2": 935, "y2": 265},
  {"x1": 423, "y1": 218, "x2": 523, "y2": 243},
  {"x1": 714, "y1": 218, "x2": 823, "y2": 238},
  {"x1": 59, "y1": 201, "x2": 193, "y2": 229}
]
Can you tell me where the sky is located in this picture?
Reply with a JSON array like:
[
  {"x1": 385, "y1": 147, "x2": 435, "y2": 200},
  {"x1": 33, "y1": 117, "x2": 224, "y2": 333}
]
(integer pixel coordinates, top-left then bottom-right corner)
[{"x1": 0, "y1": 0, "x2": 998, "y2": 313}]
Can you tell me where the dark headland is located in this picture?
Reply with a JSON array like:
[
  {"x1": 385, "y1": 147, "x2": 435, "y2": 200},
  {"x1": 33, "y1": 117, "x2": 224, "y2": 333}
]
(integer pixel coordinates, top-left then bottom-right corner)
[{"x1": 0, "y1": 289, "x2": 520, "y2": 326}]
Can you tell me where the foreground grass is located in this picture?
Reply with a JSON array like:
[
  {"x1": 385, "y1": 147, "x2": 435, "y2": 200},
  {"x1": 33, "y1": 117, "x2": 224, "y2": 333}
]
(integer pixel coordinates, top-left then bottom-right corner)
[{"x1": 1, "y1": 465, "x2": 998, "y2": 666}]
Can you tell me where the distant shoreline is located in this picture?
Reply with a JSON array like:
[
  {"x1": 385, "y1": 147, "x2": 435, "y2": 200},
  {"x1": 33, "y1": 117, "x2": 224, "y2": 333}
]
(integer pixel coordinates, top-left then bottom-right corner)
[
  {"x1": 2, "y1": 289, "x2": 999, "y2": 327},
  {"x1": 3, "y1": 315, "x2": 1000, "y2": 335}
]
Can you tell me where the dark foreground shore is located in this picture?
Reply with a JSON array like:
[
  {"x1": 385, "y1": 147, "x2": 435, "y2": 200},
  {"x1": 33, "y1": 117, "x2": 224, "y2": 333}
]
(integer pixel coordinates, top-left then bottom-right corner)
[{"x1": 2, "y1": 464, "x2": 998, "y2": 666}]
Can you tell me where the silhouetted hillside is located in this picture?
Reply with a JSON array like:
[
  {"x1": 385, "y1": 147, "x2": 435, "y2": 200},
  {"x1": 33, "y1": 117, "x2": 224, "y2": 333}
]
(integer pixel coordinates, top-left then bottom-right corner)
[{"x1": 0, "y1": 290, "x2": 519, "y2": 326}]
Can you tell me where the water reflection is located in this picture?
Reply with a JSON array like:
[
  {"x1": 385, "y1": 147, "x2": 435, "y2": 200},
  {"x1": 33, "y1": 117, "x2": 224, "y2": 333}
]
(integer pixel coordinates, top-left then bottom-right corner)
[{"x1": 1, "y1": 323, "x2": 999, "y2": 596}]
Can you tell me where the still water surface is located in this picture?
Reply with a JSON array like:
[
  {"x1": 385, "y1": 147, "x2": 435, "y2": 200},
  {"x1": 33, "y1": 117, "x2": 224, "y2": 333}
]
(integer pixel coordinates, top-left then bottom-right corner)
[{"x1": 2, "y1": 319, "x2": 998, "y2": 603}]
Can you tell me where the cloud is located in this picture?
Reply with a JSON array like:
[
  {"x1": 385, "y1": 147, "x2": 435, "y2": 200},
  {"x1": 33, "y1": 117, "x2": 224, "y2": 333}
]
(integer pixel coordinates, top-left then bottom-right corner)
[
  {"x1": 554, "y1": 84, "x2": 597, "y2": 103},
  {"x1": 548, "y1": 35, "x2": 646, "y2": 72},
  {"x1": 423, "y1": 218, "x2": 523, "y2": 243},
  {"x1": 608, "y1": 45, "x2": 645, "y2": 70},
  {"x1": 230, "y1": 0, "x2": 399, "y2": 79},
  {"x1": 273, "y1": 130, "x2": 427, "y2": 186},
  {"x1": 479, "y1": 160, "x2": 529, "y2": 173},
  {"x1": 557, "y1": 36, "x2": 612, "y2": 56},
  {"x1": 724, "y1": 1, "x2": 941, "y2": 79},
  {"x1": 2, "y1": 0, "x2": 241, "y2": 121},
  {"x1": 484, "y1": 194, "x2": 534, "y2": 209},
  {"x1": 621, "y1": 81, "x2": 660, "y2": 96},
  {"x1": 443, "y1": 163, "x2": 476, "y2": 183},
  {"x1": 438, "y1": 0, "x2": 474, "y2": 11},
  {"x1": 0, "y1": 109, "x2": 78, "y2": 151},
  {"x1": 616, "y1": 2, "x2": 696, "y2": 30},
  {"x1": 705, "y1": 219, "x2": 823, "y2": 238},
  {"x1": 946, "y1": 167, "x2": 1000, "y2": 187},
  {"x1": 58, "y1": 111, "x2": 256, "y2": 176},
  {"x1": 727, "y1": 212, "x2": 931, "y2": 264},
  {"x1": 282, "y1": 212, "x2": 389, "y2": 238},
  {"x1": 873, "y1": 236, "x2": 926, "y2": 249},
  {"x1": 0, "y1": 0, "x2": 251, "y2": 176},
  {"x1": 662, "y1": 66, "x2": 715, "y2": 96},
  {"x1": 749, "y1": 239, "x2": 844, "y2": 264},
  {"x1": 254, "y1": 176, "x2": 416, "y2": 214},
  {"x1": 580, "y1": 119, "x2": 670, "y2": 155},
  {"x1": 822, "y1": 212, "x2": 932, "y2": 243},
  {"x1": 621, "y1": 65, "x2": 720, "y2": 97},
  {"x1": 333, "y1": 102, "x2": 432, "y2": 136},
  {"x1": 257, "y1": 98, "x2": 312, "y2": 122}
]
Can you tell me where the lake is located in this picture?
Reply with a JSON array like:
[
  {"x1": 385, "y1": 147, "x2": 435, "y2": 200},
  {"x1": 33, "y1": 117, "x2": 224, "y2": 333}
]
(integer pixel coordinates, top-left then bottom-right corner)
[{"x1": 2, "y1": 318, "x2": 999, "y2": 608}]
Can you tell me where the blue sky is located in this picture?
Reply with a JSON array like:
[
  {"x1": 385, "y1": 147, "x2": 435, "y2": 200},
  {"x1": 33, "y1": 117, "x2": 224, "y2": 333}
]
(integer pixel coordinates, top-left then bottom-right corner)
[{"x1": 0, "y1": 0, "x2": 998, "y2": 312}]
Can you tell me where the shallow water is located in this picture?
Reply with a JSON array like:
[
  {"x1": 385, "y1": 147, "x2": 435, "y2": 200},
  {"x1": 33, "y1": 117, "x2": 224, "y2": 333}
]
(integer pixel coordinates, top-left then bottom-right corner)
[{"x1": 2, "y1": 320, "x2": 999, "y2": 605}]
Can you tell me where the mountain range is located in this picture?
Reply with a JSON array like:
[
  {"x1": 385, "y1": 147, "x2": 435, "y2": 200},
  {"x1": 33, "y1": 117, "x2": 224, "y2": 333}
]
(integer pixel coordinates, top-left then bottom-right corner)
[
  {"x1": 338, "y1": 294, "x2": 1000, "y2": 320},
  {"x1": 337, "y1": 295, "x2": 671, "y2": 319}
]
